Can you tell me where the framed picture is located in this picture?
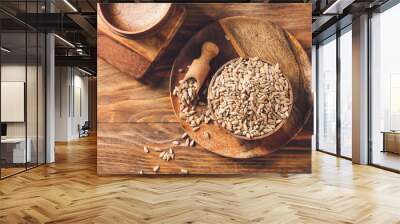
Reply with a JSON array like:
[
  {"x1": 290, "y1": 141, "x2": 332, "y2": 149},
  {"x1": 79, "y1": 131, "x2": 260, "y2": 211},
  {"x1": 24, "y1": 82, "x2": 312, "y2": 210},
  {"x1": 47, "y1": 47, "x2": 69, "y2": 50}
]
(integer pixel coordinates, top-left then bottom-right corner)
[{"x1": 97, "y1": 3, "x2": 312, "y2": 175}]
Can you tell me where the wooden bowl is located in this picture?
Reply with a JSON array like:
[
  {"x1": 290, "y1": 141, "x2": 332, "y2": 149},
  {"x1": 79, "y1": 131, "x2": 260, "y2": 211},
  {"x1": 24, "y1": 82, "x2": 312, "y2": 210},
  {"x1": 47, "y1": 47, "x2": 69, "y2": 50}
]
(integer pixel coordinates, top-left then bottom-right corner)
[
  {"x1": 169, "y1": 16, "x2": 312, "y2": 159},
  {"x1": 98, "y1": 3, "x2": 173, "y2": 38},
  {"x1": 207, "y1": 57, "x2": 294, "y2": 141}
]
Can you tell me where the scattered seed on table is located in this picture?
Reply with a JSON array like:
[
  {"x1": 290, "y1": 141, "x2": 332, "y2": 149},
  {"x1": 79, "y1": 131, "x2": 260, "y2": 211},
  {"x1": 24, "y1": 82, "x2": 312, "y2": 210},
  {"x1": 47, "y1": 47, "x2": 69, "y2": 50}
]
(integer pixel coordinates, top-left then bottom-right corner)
[
  {"x1": 193, "y1": 127, "x2": 200, "y2": 132},
  {"x1": 139, "y1": 170, "x2": 144, "y2": 175},
  {"x1": 181, "y1": 132, "x2": 188, "y2": 139},
  {"x1": 180, "y1": 169, "x2": 189, "y2": 174},
  {"x1": 172, "y1": 140, "x2": 180, "y2": 146},
  {"x1": 143, "y1": 146, "x2": 149, "y2": 153},
  {"x1": 159, "y1": 151, "x2": 166, "y2": 158},
  {"x1": 185, "y1": 138, "x2": 190, "y2": 146},
  {"x1": 153, "y1": 166, "x2": 160, "y2": 172},
  {"x1": 163, "y1": 152, "x2": 169, "y2": 160}
]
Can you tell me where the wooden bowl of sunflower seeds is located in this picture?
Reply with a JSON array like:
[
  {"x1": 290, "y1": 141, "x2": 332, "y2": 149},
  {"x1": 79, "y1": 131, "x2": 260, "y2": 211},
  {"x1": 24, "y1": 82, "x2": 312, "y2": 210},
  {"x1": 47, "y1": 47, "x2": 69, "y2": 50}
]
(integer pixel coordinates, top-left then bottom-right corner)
[{"x1": 207, "y1": 57, "x2": 293, "y2": 140}]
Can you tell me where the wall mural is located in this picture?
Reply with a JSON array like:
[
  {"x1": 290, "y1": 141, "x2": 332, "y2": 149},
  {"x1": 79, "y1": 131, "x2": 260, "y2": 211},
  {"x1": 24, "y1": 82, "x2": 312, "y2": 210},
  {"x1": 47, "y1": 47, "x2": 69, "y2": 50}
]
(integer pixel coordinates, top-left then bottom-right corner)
[{"x1": 97, "y1": 3, "x2": 313, "y2": 175}]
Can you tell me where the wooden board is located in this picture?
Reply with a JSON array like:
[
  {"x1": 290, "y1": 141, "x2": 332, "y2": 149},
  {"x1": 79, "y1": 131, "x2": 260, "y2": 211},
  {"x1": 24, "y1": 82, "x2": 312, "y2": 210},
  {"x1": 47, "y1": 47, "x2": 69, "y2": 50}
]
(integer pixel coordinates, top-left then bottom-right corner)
[
  {"x1": 97, "y1": 4, "x2": 185, "y2": 79},
  {"x1": 170, "y1": 17, "x2": 312, "y2": 159},
  {"x1": 97, "y1": 3, "x2": 312, "y2": 175}
]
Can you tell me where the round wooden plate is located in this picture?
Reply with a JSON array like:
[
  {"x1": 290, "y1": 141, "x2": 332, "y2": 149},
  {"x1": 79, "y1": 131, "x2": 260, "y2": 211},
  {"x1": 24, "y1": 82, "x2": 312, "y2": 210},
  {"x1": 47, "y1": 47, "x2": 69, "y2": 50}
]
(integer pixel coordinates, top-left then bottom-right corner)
[
  {"x1": 98, "y1": 3, "x2": 173, "y2": 38},
  {"x1": 170, "y1": 16, "x2": 312, "y2": 159}
]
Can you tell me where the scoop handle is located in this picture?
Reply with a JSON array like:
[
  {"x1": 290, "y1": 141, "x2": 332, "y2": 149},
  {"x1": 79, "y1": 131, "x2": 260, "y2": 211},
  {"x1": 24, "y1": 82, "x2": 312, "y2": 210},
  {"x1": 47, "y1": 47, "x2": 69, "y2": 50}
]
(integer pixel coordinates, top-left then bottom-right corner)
[{"x1": 183, "y1": 42, "x2": 219, "y2": 94}]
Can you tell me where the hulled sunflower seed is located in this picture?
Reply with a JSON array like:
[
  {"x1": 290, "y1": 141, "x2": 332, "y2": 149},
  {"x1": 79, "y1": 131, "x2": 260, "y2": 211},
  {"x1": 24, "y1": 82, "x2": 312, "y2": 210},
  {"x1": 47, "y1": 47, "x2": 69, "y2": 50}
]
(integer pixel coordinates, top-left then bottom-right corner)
[
  {"x1": 208, "y1": 57, "x2": 292, "y2": 138},
  {"x1": 181, "y1": 132, "x2": 188, "y2": 139},
  {"x1": 185, "y1": 138, "x2": 190, "y2": 146},
  {"x1": 162, "y1": 153, "x2": 168, "y2": 160},
  {"x1": 174, "y1": 78, "x2": 210, "y2": 135},
  {"x1": 189, "y1": 139, "x2": 195, "y2": 147},
  {"x1": 159, "y1": 151, "x2": 166, "y2": 158},
  {"x1": 203, "y1": 131, "x2": 210, "y2": 139}
]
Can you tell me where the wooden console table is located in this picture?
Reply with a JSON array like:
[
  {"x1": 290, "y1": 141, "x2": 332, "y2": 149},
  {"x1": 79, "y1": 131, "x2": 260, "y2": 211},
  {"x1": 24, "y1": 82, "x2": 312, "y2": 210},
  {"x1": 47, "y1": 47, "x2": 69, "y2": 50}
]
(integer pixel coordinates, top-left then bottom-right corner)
[{"x1": 382, "y1": 131, "x2": 400, "y2": 154}]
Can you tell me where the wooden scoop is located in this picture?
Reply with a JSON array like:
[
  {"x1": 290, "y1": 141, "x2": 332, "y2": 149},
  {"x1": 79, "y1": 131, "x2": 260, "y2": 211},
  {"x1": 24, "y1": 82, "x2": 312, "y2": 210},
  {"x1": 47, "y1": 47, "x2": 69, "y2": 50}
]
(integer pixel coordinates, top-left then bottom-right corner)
[{"x1": 182, "y1": 41, "x2": 219, "y2": 94}]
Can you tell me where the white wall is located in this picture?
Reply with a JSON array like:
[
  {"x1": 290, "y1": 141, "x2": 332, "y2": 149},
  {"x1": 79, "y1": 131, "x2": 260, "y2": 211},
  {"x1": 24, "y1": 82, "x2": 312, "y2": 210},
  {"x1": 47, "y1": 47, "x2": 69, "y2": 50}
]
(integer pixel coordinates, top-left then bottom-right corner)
[
  {"x1": 55, "y1": 66, "x2": 70, "y2": 141},
  {"x1": 1, "y1": 63, "x2": 46, "y2": 164},
  {"x1": 54, "y1": 67, "x2": 89, "y2": 141},
  {"x1": 72, "y1": 73, "x2": 89, "y2": 138},
  {"x1": 1, "y1": 64, "x2": 38, "y2": 138},
  {"x1": 1, "y1": 65, "x2": 26, "y2": 139}
]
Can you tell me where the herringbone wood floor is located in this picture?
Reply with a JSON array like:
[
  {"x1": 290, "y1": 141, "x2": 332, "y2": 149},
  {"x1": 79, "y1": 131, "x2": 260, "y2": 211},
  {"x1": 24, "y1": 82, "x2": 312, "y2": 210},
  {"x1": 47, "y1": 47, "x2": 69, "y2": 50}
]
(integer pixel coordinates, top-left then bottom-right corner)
[{"x1": 0, "y1": 136, "x2": 399, "y2": 224}]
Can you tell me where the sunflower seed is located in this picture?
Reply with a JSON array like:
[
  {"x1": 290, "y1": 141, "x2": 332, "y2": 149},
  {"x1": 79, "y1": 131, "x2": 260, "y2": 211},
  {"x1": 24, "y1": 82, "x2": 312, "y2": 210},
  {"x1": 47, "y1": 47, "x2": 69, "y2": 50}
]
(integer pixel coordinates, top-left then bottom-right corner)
[
  {"x1": 185, "y1": 138, "x2": 190, "y2": 146},
  {"x1": 174, "y1": 78, "x2": 210, "y2": 135},
  {"x1": 143, "y1": 146, "x2": 149, "y2": 153},
  {"x1": 208, "y1": 57, "x2": 292, "y2": 138},
  {"x1": 180, "y1": 169, "x2": 189, "y2": 174},
  {"x1": 162, "y1": 153, "x2": 168, "y2": 160},
  {"x1": 159, "y1": 151, "x2": 166, "y2": 158},
  {"x1": 172, "y1": 140, "x2": 180, "y2": 146},
  {"x1": 153, "y1": 166, "x2": 160, "y2": 172},
  {"x1": 181, "y1": 132, "x2": 188, "y2": 139},
  {"x1": 203, "y1": 131, "x2": 210, "y2": 139}
]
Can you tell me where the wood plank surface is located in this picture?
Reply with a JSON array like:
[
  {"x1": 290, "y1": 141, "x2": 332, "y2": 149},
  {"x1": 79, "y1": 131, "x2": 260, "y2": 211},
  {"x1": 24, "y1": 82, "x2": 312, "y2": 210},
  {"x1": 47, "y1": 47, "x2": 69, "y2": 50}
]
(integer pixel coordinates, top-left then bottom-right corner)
[
  {"x1": 97, "y1": 60, "x2": 176, "y2": 123},
  {"x1": 97, "y1": 3, "x2": 312, "y2": 175}
]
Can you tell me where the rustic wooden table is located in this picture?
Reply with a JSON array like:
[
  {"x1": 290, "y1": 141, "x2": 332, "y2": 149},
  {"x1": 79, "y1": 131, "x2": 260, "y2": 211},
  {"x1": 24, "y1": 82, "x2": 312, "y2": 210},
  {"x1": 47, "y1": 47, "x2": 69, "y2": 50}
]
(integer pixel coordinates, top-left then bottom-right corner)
[{"x1": 98, "y1": 3, "x2": 312, "y2": 175}]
